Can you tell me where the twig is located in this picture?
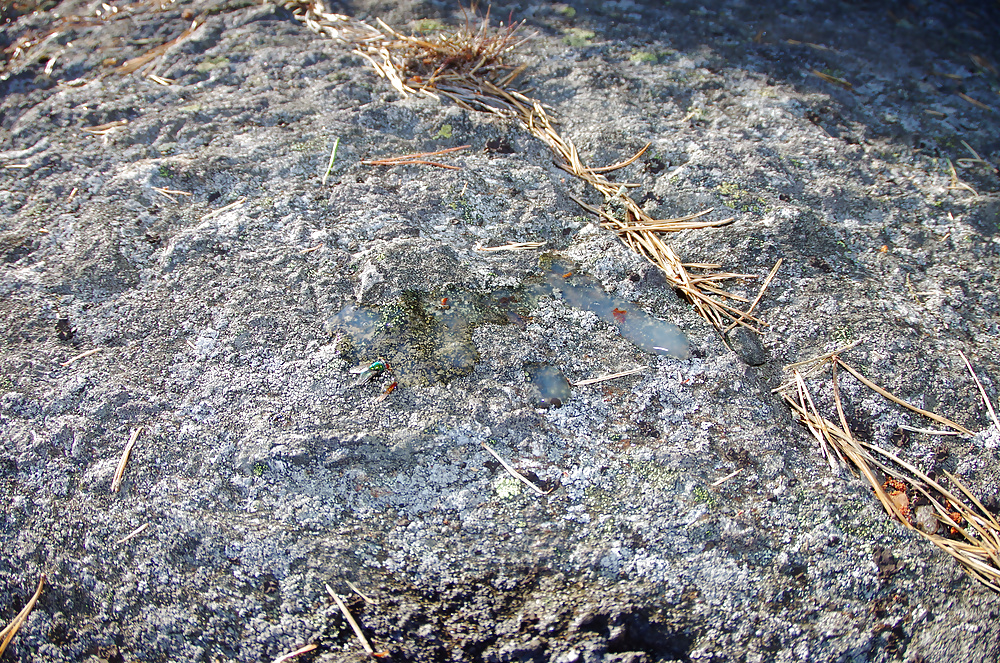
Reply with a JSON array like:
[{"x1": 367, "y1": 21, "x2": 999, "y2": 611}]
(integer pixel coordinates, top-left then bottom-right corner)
[
  {"x1": 710, "y1": 468, "x2": 743, "y2": 487},
  {"x1": 810, "y1": 68, "x2": 853, "y2": 90},
  {"x1": 322, "y1": 136, "x2": 340, "y2": 186},
  {"x1": 146, "y1": 74, "x2": 174, "y2": 86},
  {"x1": 116, "y1": 19, "x2": 202, "y2": 75},
  {"x1": 896, "y1": 424, "x2": 962, "y2": 436},
  {"x1": 947, "y1": 158, "x2": 978, "y2": 196},
  {"x1": 572, "y1": 366, "x2": 645, "y2": 386},
  {"x1": 284, "y1": 3, "x2": 771, "y2": 335},
  {"x1": 81, "y1": 119, "x2": 128, "y2": 135},
  {"x1": 152, "y1": 186, "x2": 192, "y2": 203},
  {"x1": 0, "y1": 574, "x2": 45, "y2": 657},
  {"x1": 783, "y1": 339, "x2": 864, "y2": 372},
  {"x1": 273, "y1": 644, "x2": 318, "y2": 663},
  {"x1": 59, "y1": 348, "x2": 101, "y2": 367},
  {"x1": 957, "y1": 92, "x2": 992, "y2": 112},
  {"x1": 111, "y1": 427, "x2": 142, "y2": 493},
  {"x1": 364, "y1": 159, "x2": 460, "y2": 169},
  {"x1": 722, "y1": 258, "x2": 782, "y2": 334},
  {"x1": 835, "y1": 359, "x2": 973, "y2": 435},
  {"x1": 481, "y1": 442, "x2": 552, "y2": 495},
  {"x1": 362, "y1": 144, "x2": 470, "y2": 169},
  {"x1": 346, "y1": 580, "x2": 380, "y2": 604},
  {"x1": 473, "y1": 241, "x2": 545, "y2": 252},
  {"x1": 325, "y1": 584, "x2": 374, "y2": 654},
  {"x1": 958, "y1": 350, "x2": 1000, "y2": 433},
  {"x1": 115, "y1": 523, "x2": 151, "y2": 545},
  {"x1": 793, "y1": 370, "x2": 843, "y2": 474},
  {"x1": 588, "y1": 142, "x2": 650, "y2": 173},
  {"x1": 201, "y1": 197, "x2": 246, "y2": 221},
  {"x1": 778, "y1": 356, "x2": 1000, "y2": 591}
]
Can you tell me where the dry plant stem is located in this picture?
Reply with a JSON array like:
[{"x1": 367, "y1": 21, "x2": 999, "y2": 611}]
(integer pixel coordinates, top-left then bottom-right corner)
[
  {"x1": 115, "y1": 523, "x2": 151, "y2": 545},
  {"x1": 60, "y1": 347, "x2": 101, "y2": 366},
  {"x1": 588, "y1": 142, "x2": 651, "y2": 173},
  {"x1": 781, "y1": 360, "x2": 1000, "y2": 591},
  {"x1": 722, "y1": 258, "x2": 782, "y2": 334},
  {"x1": 572, "y1": 366, "x2": 645, "y2": 386},
  {"x1": 835, "y1": 359, "x2": 973, "y2": 435},
  {"x1": 111, "y1": 426, "x2": 142, "y2": 493},
  {"x1": 958, "y1": 350, "x2": 1000, "y2": 432},
  {"x1": 272, "y1": 643, "x2": 318, "y2": 663},
  {"x1": 365, "y1": 159, "x2": 460, "y2": 169},
  {"x1": 947, "y1": 158, "x2": 978, "y2": 196},
  {"x1": 117, "y1": 18, "x2": 202, "y2": 74},
  {"x1": 811, "y1": 68, "x2": 853, "y2": 90},
  {"x1": 481, "y1": 443, "x2": 552, "y2": 495},
  {"x1": 831, "y1": 364, "x2": 909, "y2": 524},
  {"x1": 897, "y1": 424, "x2": 960, "y2": 436},
  {"x1": 325, "y1": 584, "x2": 374, "y2": 654},
  {"x1": 201, "y1": 197, "x2": 246, "y2": 221},
  {"x1": 792, "y1": 371, "x2": 844, "y2": 473},
  {"x1": 710, "y1": 468, "x2": 743, "y2": 487},
  {"x1": 784, "y1": 384, "x2": 1000, "y2": 589},
  {"x1": 473, "y1": 241, "x2": 545, "y2": 252},
  {"x1": 82, "y1": 119, "x2": 128, "y2": 135},
  {"x1": 957, "y1": 91, "x2": 992, "y2": 112},
  {"x1": 346, "y1": 580, "x2": 379, "y2": 604},
  {"x1": 0, "y1": 574, "x2": 45, "y2": 656},
  {"x1": 957, "y1": 139, "x2": 999, "y2": 174},
  {"x1": 371, "y1": 145, "x2": 470, "y2": 160},
  {"x1": 783, "y1": 339, "x2": 865, "y2": 372},
  {"x1": 775, "y1": 338, "x2": 865, "y2": 393}
]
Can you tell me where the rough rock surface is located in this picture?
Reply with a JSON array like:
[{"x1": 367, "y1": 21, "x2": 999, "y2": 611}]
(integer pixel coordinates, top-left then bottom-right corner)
[{"x1": 2, "y1": 0, "x2": 999, "y2": 661}]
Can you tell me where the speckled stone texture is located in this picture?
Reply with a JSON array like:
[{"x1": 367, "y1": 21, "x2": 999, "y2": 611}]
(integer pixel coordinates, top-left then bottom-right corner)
[{"x1": 1, "y1": 1, "x2": 999, "y2": 661}]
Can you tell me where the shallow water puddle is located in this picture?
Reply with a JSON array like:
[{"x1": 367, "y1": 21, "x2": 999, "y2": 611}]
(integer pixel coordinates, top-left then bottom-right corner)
[
  {"x1": 327, "y1": 289, "x2": 523, "y2": 387},
  {"x1": 327, "y1": 259, "x2": 688, "y2": 389},
  {"x1": 533, "y1": 261, "x2": 690, "y2": 359},
  {"x1": 526, "y1": 364, "x2": 572, "y2": 408}
]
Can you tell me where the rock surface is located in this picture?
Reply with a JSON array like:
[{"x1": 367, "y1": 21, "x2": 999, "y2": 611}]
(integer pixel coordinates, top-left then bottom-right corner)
[{"x1": 2, "y1": 0, "x2": 999, "y2": 661}]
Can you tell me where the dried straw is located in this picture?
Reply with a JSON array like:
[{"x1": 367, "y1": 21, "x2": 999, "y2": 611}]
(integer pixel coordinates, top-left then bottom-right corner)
[
  {"x1": 482, "y1": 442, "x2": 551, "y2": 496},
  {"x1": 0, "y1": 574, "x2": 45, "y2": 656},
  {"x1": 111, "y1": 426, "x2": 143, "y2": 493},
  {"x1": 325, "y1": 584, "x2": 374, "y2": 654},
  {"x1": 778, "y1": 348, "x2": 1000, "y2": 591}
]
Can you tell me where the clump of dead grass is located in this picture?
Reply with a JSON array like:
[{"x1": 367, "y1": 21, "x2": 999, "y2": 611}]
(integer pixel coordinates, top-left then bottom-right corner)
[
  {"x1": 286, "y1": 1, "x2": 772, "y2": 334},
  {"x1": 777, "y1": 343, "x2": 1000, "y2": 591}
]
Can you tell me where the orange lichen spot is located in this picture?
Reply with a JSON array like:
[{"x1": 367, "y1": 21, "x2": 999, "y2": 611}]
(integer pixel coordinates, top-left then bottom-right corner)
[
  {"x1": 882, "y1": 478, "x2": 911, "y2": 521},
  {"x1": 612, "y1": 307, "x2": 627, "y2": 324},
  {"x1": 883, "y1": 477, "x2": 907, "y2": 493}
]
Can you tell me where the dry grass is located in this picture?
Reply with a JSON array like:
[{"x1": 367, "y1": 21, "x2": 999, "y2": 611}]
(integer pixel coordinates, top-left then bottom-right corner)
[
  {"x1": 778, "y1": 347, "x2": 1000, "y2": 591},
  {"x1": 361, "y1": 144, "x2": 470, "y2": 169},
  {"x1": 325, "y1": 584, "x2": 375, "y2": 655},
  {"x1": 481, "y1": 442, "x2": 552, "y2": 496},
  {"x1": 0, "y1": 574, "x2": 45, "y2": 656},
  {"x1": 111, "y1": 426, "x2": 142, "y2": 494},
  {"x1": 285, "y1": 1, "x2": 768, "y2": 333}
]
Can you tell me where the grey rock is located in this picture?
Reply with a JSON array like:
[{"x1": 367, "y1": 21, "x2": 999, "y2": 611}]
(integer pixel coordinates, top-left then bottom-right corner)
[{"x1": 2, "y1": 1, "x2": 1000, "y2": 662}]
